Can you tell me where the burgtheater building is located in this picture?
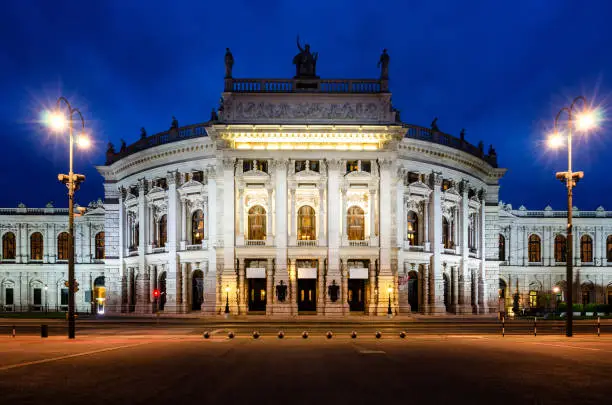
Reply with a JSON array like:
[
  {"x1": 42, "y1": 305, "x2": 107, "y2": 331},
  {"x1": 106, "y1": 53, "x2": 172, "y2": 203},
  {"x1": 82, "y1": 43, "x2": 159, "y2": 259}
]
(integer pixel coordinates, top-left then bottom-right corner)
[{"x1": 1, "y1": 46, "x2": 611, "y2": 316}]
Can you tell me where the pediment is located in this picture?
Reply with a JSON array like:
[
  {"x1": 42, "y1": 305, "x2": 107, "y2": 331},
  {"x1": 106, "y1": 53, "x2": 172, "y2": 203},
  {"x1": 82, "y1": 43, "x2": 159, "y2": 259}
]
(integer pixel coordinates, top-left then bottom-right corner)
[
  {"x1": 84, "y1": 207, "x2": 105, "y2": 216},
  {"x1": 294, "y1": 169, "x2": 321, "y2": 179},
  {"x1": 345, "y1": 170, "x2": 371, "y2": 179},
  {"x1": 148, "y1": 186, "x2": 165, "y2": 195},
  {"x1": 242, "y1": 169, "x2": 270, "y2": 179},
  {"x1": 180, "y1": 180, "x2": 204, "y2": 189},
  {"x1": 406, "y1": 181, "x2": 431, "y2": 196},
  {"x1": 125, "y1": 193, "x2": 137, "y2": 202}
]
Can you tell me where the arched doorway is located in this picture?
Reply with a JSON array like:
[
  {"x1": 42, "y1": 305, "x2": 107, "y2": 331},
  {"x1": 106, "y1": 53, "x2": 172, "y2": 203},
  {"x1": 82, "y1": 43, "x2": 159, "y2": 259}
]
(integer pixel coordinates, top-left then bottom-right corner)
[
  {"x1": 191, "y1": 270, "x2": 204, "y2": 311},
  {"x1": 408, "y1": 270, "x2": 418, "y2": 312},
  {"x1": 581, "y1": 282, "x2": 594, "y2": 306},
  {"x1": 158, "y1": 272, "x2": 167, "y2": 311},
  {"x1": 443, "y1": 273, "x2": 450, "y2": 312},
  {"x1": 94, "y1": 276, "x2": 106, "y2": 314}
]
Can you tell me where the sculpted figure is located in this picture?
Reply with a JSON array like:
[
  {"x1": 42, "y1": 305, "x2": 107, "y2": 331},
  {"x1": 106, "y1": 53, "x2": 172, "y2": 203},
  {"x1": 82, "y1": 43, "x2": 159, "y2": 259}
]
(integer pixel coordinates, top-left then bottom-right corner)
[
  {"x1": 224, "y1": 48, "x2": 234, "y2": 78},
  {"x1": 377, "y1": 48, "x2": 390, "y2": 79},
  {"x1": 170, "y1": 116, "x2": 178, "y2": 130},
  {"x1": 140, "y1": 127, "x2": 147, "y2": 139},
  {"x1": 431, "y1": 117, "x2": 440, "y2": 132},
  {"x1": 293, "y1": 35, "x2": 318, "y2": 78},
  {"x1": 119, "y1": 139, "x2": 127, "y2": 152},
  {"x1": 107, "y1": 142, "x2": 115, "y2": 154}
]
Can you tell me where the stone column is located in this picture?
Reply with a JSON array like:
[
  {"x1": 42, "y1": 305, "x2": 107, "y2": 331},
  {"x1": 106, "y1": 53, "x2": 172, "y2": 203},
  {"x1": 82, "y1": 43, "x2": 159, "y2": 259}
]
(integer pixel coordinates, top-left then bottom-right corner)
[
  {"x1": 266, "y1": 258, "x2": 274, "y2": 316},
  {"x1": 423, "y1": 200, "x2": 430, "y2": 251},
  {"x1": 341, "y1": 187, "x2": 348, "y2": 245},
  {"x1": 288, "y1": 258, "x2": 298, "y2": 316},
  {"x1": 472, "y1": 269, "x2": 479, "y2": 314},
  {"x1": 166, "y1": 171, "x2": 179, "y2": 313},
  {"x1": 326, "y1": 159, "x2": 343, "y2": 316},
  {"x1": 127, "y1": 267, "x2": 134, "y2": 312},
  {"x1": 148, "y1": 206, "x2": 154, "y2": 251},
  {"x1": 237, "y1": 188, "x2": 245, "y2": 246},
  {"x1": 290, "y1": 188, "x2": 296, "y2": 246},
  {"x1": 317, "y1": 258, "x2": 325, "y2": 315},
  {"x1": 238, "y1": 258, "x2": 246, "y2": 314},
  {"x1": 180, "y1": 198, "x2": 187, "y2": 249},
  {"x1": 318, "y1": 186, "x2": 326, "y2": 245},
  {"x1": 341, "y1": 259, "x2": 349, "y2": 315},
  {"x1": 147, "y1": 265, "x2": 155, "y2": 313},
  {"x1": 266, "y1": 187, "x2": 273, "y2": 245},
  {"x1": 452, "y1": 266, "x2": 459, "y2": 313},
  {"x1": 201, "y1": 261, "x2": 215, "y2": 314},
  {"x1": 421, "y1": 264, "x2": 429, "y2": 314},
  {"x1": 370, "y1": 188, "x2": 378, "y2": 245},
  {"x1": 457, "y1": 181, "x2": 472, "y2": 314},
  {"x1": 220, "y1": 158, "x2": 237, "y2": 314},
  {"x1": 427, "y1": 172, "x2": 445, "y2": 314},
  {"x1": 273, "y1": 160, "x2": 290, "y2": 316},
  {"x1": 181, "y1": 262, "x2": 189, "y2": 313},
  {"x1": 368, "y1": 259, "x2": 377, "y2": 315}
]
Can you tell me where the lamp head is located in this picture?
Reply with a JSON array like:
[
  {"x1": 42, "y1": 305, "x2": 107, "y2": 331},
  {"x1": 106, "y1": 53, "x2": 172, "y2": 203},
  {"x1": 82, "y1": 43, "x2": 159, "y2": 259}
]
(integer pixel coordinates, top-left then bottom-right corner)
[
  {"x1": 547, "y1": 132, "x2": 564, "y2": 149},
  {"x1": 76, "y1": 133, "x2": 91, "y2": 149},
  {"x1": 575, "y1": 108, "x2": 599, "y2": 132},
  {"x1": 45, "y1": 110, "x2": 67, "y2": 132}
]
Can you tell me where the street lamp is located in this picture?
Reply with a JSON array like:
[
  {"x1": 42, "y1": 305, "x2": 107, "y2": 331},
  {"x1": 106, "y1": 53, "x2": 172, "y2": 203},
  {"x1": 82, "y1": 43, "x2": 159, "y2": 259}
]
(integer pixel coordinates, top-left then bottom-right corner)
[
  {"x1": 387, "y1": 286, "x2": 393, "y2": 316},
  {"x1": 552, "y1": 286, "x2": 561, "y2": 316},
  {"x1": 224, "y1": 286, "x2": 230, "y2": 314},
  {"x1": 547, "y1": 96, "x2": 599, "y2": 337},
  {"x1": 43, "y1": 97, "x2": 90, "y2": 339}
]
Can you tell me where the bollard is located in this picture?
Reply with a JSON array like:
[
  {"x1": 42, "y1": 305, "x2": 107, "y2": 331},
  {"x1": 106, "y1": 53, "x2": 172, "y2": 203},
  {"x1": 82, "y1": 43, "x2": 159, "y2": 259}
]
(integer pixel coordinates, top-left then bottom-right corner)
[
  {"x1": 502, "y1": 316, "x2": 505, "y2": 337},
  {"x1": 253, "y1": 331, "x2": 260, "y2": 339},
  {"x1": 597, "y1": 317, "x2": 600, "y2": 337},
  {"x1": 228, "y1": 331, "x2": 235, "y2": 339},
  {"x1": 351, "y1": 331, "x2": 357, "y2": 339},
  {"x1": 277, "y1": 331, "x2": 284, "y2": 339},
  {"x1": 326, "y1": 331, "x2": 333, "y2": 339},
  {"x1": 12, "y1": 325, "x2": 16, "y2": 338},
  {"x1": 41, "y1": 324, "x2": 48, "y2": 338},
  {"x1": 203, "y1": 331, "x2": 210, "y2": 339},
  {"x1": 534, "y1": 317, "x2": 537, "y2": 337},
  {"x1": 302, "y1": 331, "x2": 308, "y2": 339},
  {"x1": 375, "y1": 331, "x2": 382, "y2": 339},
  {"x1": 399, "y1": 331, "x2": 406, "y2": 339}
]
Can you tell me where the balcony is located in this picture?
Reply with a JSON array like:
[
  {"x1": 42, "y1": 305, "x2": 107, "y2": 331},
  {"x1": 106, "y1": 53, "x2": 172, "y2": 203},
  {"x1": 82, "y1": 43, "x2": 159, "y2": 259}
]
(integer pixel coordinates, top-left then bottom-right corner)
[
  {"x1": 152, "y1": 247, "x2": 166, "y2": 254},
  {"x1": 348, "y1": 239, "x2": 370, "y2": 247},
  {"x1": 297, "y1": 240, "x2": 317, "y2": 247},
  {"x1": 403, "y1": 240, "x2": 425, "y2": 252},
  {"x1": 245, "y1": 240, "x2": 266, "y2": 246},
  {"x1": 225, "y1": 77, "x2": 386, "y2": 94}
]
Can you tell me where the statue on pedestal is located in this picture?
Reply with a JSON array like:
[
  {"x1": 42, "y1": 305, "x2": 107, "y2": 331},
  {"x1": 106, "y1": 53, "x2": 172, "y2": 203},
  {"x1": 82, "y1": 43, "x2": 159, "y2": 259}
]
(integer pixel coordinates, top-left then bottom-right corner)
[
  {"x1": 140, "y1": 127, "x2": 147, "y2": 139},
  {"x1": 293, "y1": 35, "x2": 318, "y2": 78},
  {"x1": 170, "y1": 116, "x2": 178, "y2": 130},
  {"x1": 431, "y1": 117, "x2": 440, "y2": 132},
  {"x1": 378, "y1": 48, "x2": 390, "y2": 79},
  {"x1": 224, "y1": 48, "x2": 234, "y2": 78},
  {"x1": 328, "y1": 280, "x2": 339, "y2": 302},
  {"x1": 276, "y1": 280, "x2": 287, "y2": 302}
]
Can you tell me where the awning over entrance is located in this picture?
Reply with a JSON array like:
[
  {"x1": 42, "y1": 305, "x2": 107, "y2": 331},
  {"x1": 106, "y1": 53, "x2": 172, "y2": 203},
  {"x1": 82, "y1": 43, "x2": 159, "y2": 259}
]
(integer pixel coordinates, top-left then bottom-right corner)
[
  {"x1": 246, "y1": 267, "x2": 266, "y2": 279},
  {"x1": 297, "y1": 268, "x2": 317, "y2": 279},
  {"x1": 349, "y1": 267, "x2": 368, "y2": 279}
]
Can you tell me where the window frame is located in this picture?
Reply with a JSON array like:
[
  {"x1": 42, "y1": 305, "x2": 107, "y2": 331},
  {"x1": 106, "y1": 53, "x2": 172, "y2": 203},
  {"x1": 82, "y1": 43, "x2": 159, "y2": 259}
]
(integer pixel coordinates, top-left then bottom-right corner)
[
  {"x1": 528, "y1": 234, "x2": 541, "y2": 263},
  {"x1": 30, "y1": 232, "x2": 44, "y2": 261},
  {"x1": 57, "y1": 232, "x2": 70, "y2": 261}
]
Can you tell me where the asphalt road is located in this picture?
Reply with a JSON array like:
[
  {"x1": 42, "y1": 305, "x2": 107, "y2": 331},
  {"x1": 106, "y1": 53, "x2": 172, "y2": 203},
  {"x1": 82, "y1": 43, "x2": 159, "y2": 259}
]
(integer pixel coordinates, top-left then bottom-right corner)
[
  {"x1": 1, "y1": 334, "x2": 611, "y2": 405},
  {"x1": 1, "y1": 317, "x2": 609, "y2": 337}
]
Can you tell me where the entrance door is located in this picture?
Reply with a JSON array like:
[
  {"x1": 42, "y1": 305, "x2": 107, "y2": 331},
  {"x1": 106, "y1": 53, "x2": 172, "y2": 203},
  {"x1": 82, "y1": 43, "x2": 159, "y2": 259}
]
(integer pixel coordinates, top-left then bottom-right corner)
[
  {"x1": 348, "y1": 279, "x2": 365, "y2": 311},
  {"x1": 248, "y1": 278, "x2": 266, "y2": 311},
  {"x1": 408, "y1": 270, "x2": 418, "y2": 312},
  {"x1": 297, "y1": 279, "x2": 316, "y2": 312}
]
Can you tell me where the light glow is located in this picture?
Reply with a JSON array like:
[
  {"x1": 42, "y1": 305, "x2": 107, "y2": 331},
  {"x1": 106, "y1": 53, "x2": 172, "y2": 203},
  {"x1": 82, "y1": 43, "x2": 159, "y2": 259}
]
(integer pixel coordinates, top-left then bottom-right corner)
[
  {"x1": 547, "y1": 133, "x2": 564, "y2": 149},
  {"x1": 76, "y1": 134, "x2": 91, "y2": 149},
  {"x1": 45, "y1": 111, "x2": 67, "y2": 132},
  {"x1": 575, "y1": 109, "x2": 600, "y2": 132}
]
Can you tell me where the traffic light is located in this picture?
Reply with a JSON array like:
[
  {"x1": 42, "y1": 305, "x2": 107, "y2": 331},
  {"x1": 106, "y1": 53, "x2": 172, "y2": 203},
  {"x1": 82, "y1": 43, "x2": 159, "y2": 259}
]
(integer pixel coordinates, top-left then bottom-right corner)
[{"x1": 153, "y1": 289, "x2": 160, "y2": 299}]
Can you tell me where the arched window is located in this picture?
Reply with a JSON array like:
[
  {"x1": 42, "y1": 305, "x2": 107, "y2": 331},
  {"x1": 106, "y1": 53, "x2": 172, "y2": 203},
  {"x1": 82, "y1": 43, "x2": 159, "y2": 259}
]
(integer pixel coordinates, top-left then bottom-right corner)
[
  {"x1": 468, "y1": 214, "x2": 476, "y2": 249},
  {"x1": 528, "y1": 234, "x2": 541, "y2": 263},
  {"x1": 158, "y1": 215, "x2": 167, "y2": 248},
  {"x1": 554, "y1": 234, "x2": 567, "y2": 262},
  {"x1": 95, "y1": 232, "x2": 105, "y2": 259},
  {"x1": 607, "y1": 235, "x2": 612, "y2": 262},
  {"x1": 248, "y1": 205, "x2": 266, "y2": 240},
  {"x1": 2, "y1": 232, "x2": 16, "y2": 260},
  {"x1": 30, "y1": 232, "x2": 43, "y2": 260},
  {"x1": 57, "y1": 232, "x2": 70, "y2": 261},
  {"x1": 498, "y1": 234, "x2": 505, "y2": 261},
  {"x1": 297, "y1": 206, "x2": 316, "y2": 240},
  {"x1": 347, "y1": 206, "x2": 365, "y2": 241},
  {"x1": 442, "y1": 217, "x2": 452, "y2": 249},
  {"x1": 406, "y1": 211, "x2": 418, "y2": 245},
  {"x1": 191, "y1": 210, "x2": 204, "y2": 244},
  {"x1": 580, "y1": 235, "x2": 593, "y2": 263}
]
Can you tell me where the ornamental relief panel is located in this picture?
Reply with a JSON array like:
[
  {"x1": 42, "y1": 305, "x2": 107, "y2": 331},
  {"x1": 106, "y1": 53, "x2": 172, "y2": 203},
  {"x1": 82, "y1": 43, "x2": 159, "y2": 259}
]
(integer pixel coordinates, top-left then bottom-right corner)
[{"x1": 223, "y1": 100, "x2": 392, "y2": 123}]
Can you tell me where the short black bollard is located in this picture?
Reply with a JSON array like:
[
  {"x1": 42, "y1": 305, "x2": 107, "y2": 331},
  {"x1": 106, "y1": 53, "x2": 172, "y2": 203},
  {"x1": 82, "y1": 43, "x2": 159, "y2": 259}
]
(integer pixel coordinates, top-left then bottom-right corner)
[
  {"x1": 375, "y1": 331, "x2": 382, "y2": 339},
  {"x1": 351, "y1": 331, "x2": 357, "y2": 339},
  {"x1": 502, "y1": 316, "x2": 505, "y2": 337},
  {"x1": 277, "y1": 331, "x2": 284, "y2": 339},
  {"x1": 12, "y1": 325, "x2": 16, "y2": 338},
  {"x1": 302, "y1": 331, "x2": 308, "y2": 339},
  {"x1": 326, "y1": 331, "x2": 333, "y2": 339},
  {"x1": 399, "y1": 331, "x2": 406, "y2": 339},
  {"x1": 597, "y1": 317, "x2": 600, "y2": 337},
  {"x1": 253, "y1": 331, "x2": 260, "y2": 339},
  {"x1": 41, "y1": 324, "x2": 48, "y2": 338},
  {"x1": 228, "y1": 331, "x2": 235, "y2": 339},
  {"x1": 533, "y1": 317, "x2": 537, "y2": 337},
  {"x1": 203, "y1": 331, "x2": 210, "y2": 339}
]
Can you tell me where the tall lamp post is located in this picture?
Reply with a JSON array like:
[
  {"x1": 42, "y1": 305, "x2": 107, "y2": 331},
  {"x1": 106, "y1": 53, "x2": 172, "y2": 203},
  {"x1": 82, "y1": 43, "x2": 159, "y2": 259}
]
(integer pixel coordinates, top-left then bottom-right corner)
[
  {"x1": 44, "y1": 98, "x2": 90, "y2": 339},
  {"x1": 547, "y1": 96, "x2": 598, "y2": 337},
  {"x1": 387, "y1": 286, "x2": 393, "y2": 316}
]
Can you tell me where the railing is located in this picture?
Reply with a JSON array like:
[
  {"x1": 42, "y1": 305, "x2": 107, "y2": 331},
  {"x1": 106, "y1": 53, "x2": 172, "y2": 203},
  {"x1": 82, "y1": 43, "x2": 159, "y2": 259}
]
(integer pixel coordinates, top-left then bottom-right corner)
[
  {"x1": 403, "y1": 124, "x2": 498, "y2": 168},
  {"x1": 510, "y1": 208, "x2": 610, "y2": 218},
  {"x1": 186, "y1": 244, "x2": 202, "y2": 251},
  {"x1": 152, "y1": 247, "x2": 166, "y2": 254},
  {"x1": 444, "y1": 248, "x2": 457, "y2": 255},
  {"x1": 105, "y1": 123, "x2": 209, "y2": 165},
  {"x1": 403, "y1": 240, "x2": 425, "y2": 252},
  {"x1": 225, "y1": 78, "x2": 386, "y2": 94},
  {"x1": 0, "y1": 208, "x2": 69, "y2": 215},
  {"x1": 128, "y1": 249, "x2": 138, "y2": 256},
  {"x1": 297, "y1": 240, "x2": 317, "y2": 247},
  {"x1": 348, "y1": 239, "x2": 370, "y2": 247},
  {"x1": 246, "y1": 240, "x2": 266, "y2": 246}
]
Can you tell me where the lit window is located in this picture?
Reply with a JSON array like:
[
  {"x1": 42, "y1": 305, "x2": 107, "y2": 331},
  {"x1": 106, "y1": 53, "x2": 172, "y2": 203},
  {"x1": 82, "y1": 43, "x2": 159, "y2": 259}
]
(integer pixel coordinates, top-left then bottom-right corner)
[
  {"x1": 528, "y1": 234, "x2": 541, "y2": 262},
  {"x1": 30, "y1": 232, "x2": 43, "y2": 260},
  {"x1": 406, "y1": 211, "x2": 418, "y2": 245},
  {"x1": 580, "y1": 235, "x2": 593, "y2": 263},
  {"x1": 555, "y1": 235, "x2": 567, "y2": 262}
]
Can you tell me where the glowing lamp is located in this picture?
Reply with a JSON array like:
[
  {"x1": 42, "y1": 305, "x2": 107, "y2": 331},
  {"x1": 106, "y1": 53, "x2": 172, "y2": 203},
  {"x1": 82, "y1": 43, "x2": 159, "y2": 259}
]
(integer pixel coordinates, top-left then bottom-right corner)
[
  {"x1": 46, "y1": 111, "x2": 68, "y2": 132},
  {"x1": 575, "y1": 109, "x2": 599, "y2": 132},
  {"x1": 76, "y1": 134, "x2": 91, "y2": 149},
  {"x1": 547, "y1": 133, "x2": 564, "y2": 149}
]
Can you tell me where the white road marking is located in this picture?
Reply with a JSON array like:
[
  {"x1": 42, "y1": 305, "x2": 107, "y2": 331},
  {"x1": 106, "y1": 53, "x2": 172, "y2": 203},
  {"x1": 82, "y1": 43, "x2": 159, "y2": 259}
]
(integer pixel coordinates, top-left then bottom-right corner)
[
  {"x1": 0, "y1": 341, "x2": 152, "y2": 372},
  {"x1": 359, "y1": 350, "x2": 386, "y2": 354}
]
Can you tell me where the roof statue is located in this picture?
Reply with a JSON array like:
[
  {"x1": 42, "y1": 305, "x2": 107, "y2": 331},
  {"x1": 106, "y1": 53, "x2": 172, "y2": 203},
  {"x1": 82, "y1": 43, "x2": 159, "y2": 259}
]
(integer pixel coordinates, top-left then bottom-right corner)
[
  {"x1": 460, "y1": 128, "x2": 466, "y2": 142},
  {"x1": 140, "y1": 127, "x2": 147, "y2": 139},
  {"x1": 210, "y1": 108, "x2": 219, "y2": 121},
  {"x1": 431, "y1": 117, "x2": 440, "y2": 132},
  {"x1": 377, "y1": 49, "x2": 390, "y2": 79},
  {"x1": 224, "y1": 48, "x2": 234, "y2": 78},
  {"x1": 293, "y1": 35, "x2": 318, "y2": 78},
  {"x1": 170, "y1": 116, "x2": 178, "y2": 130}
]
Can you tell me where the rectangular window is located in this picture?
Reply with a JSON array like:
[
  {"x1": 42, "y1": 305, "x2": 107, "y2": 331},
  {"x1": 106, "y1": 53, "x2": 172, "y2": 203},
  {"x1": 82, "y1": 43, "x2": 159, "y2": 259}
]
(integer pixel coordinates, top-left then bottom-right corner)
[
  {"x1": 361, "y1": 160, "x2": 371, "y2": 173},
  {"x1": 192, "y1": 171, "x2": 204, "y2": 183},
  {"x1": 407, "y1": 172, "x2": 420, "y2": 184},
  {"x1": 61, "y1": 288, "x2": 69, "y2": 306},
  {"x1": 295, "y1": 160, "x2": 306, "y2": 172},
  {"x1": 309, "y1": 160, "x2": 319, "y2": 172},
  {"x1": 346, "y1": 160, "x2": 359, "y2": 173},
  {"x1": 529, "y1": 291, "x2": 538, "y2": 307},
  {"x1": 33, "y1": 288, "x2": 42, "y2": 306},
  {"x1": 5, "y1": 288, "x2": 13, "y2": 305},
  {"x1": 243, "y1": 160, "x2": 267, "y2": 173}
]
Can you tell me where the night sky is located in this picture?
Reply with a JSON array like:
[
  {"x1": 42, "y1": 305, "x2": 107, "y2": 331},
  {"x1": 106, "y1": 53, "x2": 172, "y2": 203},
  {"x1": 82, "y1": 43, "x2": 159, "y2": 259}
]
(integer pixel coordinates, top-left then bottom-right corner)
[{"x1": 1, "y1": 1, "x2": 611, "y2": 210}]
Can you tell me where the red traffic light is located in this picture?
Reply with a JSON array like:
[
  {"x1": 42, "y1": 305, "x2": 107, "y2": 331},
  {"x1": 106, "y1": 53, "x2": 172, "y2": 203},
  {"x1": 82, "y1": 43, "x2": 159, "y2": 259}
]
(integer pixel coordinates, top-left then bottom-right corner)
[{"x1": 152, "y1": 289, "x2": 160, "y2": 298}]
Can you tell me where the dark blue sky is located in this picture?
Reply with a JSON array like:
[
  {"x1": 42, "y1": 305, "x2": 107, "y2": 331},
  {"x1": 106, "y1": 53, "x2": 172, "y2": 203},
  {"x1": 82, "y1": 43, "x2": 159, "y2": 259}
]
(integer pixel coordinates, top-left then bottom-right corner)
[{"x1": 1, "y1": 0, "x2": 611, "y2": 210}]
